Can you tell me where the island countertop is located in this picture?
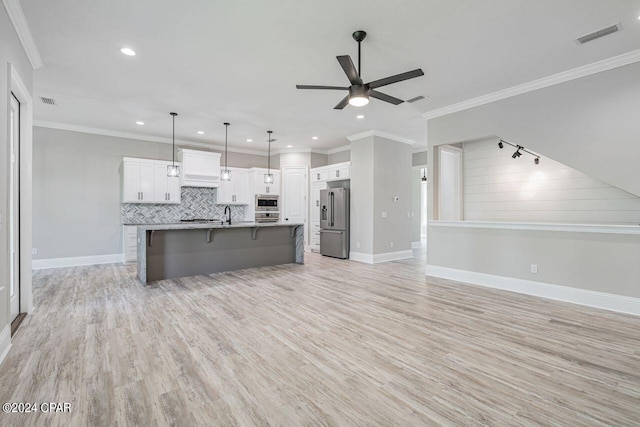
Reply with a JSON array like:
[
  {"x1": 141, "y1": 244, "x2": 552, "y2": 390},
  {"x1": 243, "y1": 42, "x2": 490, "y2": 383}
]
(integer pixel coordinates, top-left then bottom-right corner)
[{"x1": 136, "y1": 221, "x2": 304, "y2": 231}]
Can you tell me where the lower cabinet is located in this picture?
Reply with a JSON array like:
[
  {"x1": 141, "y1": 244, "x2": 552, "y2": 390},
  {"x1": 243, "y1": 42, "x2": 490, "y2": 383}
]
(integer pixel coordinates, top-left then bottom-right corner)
[{"x1": 123, "y1": 225, "x2": 138, "y2": 264}]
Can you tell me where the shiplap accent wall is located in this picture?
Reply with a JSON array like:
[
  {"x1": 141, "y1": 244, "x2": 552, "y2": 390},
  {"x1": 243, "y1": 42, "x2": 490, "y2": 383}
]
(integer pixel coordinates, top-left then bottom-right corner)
[{"x1": 463, "y1": 139, "x2": 640, "y2": 224}]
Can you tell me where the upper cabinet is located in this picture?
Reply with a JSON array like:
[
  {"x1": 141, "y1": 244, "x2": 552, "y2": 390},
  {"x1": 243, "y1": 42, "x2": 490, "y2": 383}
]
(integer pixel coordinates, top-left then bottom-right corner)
[
  {"x1": 311, "y1": 162, "x2": 351, "y2": 183},
  {"x1": 217, "y1": 168, "x2": 251, "y2": 204},
  {"x1": 123, "y1": 158, "x2": 181, "y2": 204},
  {"x1": 178, "y1": 149, "x2": 221, "y2": 187},
  {"x1": 250, "y1": 168, "x2": 280, "y2": 196}
]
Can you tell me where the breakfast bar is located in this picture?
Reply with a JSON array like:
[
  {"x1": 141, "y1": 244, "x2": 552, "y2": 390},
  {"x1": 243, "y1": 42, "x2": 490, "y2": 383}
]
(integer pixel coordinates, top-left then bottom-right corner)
[{"x1": 136, "y1": 222, "x2": 304, "y2": 284}]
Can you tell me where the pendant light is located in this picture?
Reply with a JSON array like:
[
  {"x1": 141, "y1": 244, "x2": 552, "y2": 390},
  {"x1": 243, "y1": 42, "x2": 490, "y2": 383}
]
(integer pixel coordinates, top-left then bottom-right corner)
[
  {"x1": 167, "y1": 112, "x2": 180, "y2": 177},
  {"x1": 264, "y1": 130, "x2": 274, "y2": 184},
  {"x1": 221, "y1": 122, "x2": 231, "y2": 181}
]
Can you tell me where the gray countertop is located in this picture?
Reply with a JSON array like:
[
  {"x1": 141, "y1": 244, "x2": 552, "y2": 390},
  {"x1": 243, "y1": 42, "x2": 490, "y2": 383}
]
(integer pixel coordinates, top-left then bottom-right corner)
[{"x1": 136, "y1": 221, "x2": 304, "y2": 231}]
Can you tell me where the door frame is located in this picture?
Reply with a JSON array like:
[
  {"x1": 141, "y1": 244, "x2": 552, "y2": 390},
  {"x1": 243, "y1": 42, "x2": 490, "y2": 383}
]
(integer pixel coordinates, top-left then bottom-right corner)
[{"x1": 7, "y1": 64, "x2": 34, "y2": 325}]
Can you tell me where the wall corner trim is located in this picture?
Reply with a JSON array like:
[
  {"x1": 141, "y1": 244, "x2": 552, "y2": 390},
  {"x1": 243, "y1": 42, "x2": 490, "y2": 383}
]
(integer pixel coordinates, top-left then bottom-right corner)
[
  {"x1": 347, "y1": 130, "x2": 415, "y2": 145},
  {"x1": 0, "y1": 325, "x2": 12, "y2": 366},
  {"x1": 425, "y1": 264, "x2": 640, "y2": 316},
  {"x1": 2, "y1": 0, "x2": 43, "y2": 69},
  {"x1": 32, "y1": 254, "x2": 124, "y2": 270},
  {"x1": 422, "y1": 49, "x2": 640, "y2": 120}
]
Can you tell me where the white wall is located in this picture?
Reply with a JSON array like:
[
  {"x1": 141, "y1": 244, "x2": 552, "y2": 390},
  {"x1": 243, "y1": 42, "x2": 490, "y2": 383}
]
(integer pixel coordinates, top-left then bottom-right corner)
[
  {"x1": 428, "y1": 61, "x2": 640, "y2": 197},
  {"x1": 463, "y1": 139, "x2": 640, "y2": 224}
]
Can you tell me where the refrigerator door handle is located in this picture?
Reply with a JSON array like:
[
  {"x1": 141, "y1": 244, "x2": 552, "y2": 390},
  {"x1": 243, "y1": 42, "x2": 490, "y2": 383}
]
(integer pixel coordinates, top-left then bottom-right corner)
[
  {"x1": 320, "y1": 229, "x2": 342, "y2": 234},
  {"x1": 330, "y1": 192, "x2": 335, "y2": 227}
]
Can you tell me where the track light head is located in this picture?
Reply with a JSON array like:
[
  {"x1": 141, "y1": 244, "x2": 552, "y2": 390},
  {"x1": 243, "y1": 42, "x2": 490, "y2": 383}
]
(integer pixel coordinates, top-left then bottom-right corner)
[
  {"x1": 498, "y1": 141, "x2": 504, "y2": 149},
  {"x1": 512, "y1": 150, "x2": 521, "y2": 159},
  {"x1": 534, "y1": 157, "x2": 540, "y2": 165}
]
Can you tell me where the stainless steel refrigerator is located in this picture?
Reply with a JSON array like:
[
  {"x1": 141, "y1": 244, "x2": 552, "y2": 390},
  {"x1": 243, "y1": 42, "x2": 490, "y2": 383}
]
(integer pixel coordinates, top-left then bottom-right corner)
[{"x1": 320, "y1": 188, "x2": 350, "y2": 259}]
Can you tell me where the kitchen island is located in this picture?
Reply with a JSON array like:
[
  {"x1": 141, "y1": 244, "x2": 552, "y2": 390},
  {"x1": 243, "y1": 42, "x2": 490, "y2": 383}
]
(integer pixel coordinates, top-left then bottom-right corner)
[{"x1": 136, "y1": 222, "x2": 304, "y2": 284}]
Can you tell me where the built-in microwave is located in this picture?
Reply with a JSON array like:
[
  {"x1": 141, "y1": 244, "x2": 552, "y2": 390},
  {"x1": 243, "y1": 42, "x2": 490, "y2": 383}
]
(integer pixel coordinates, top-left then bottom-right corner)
[{"x1": 255, "y1": 194, "x2": 279, "y2": 211}]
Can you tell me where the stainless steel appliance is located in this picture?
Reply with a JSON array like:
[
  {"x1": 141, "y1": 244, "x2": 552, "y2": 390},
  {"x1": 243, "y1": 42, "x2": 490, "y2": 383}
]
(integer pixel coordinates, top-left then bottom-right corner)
[
  {"x1": 320, "y1": 188, "x2": 350, "y2": 259},
  {"x1": 255, "y1": 194, "x2": 280, "y2": 223},
  {"x1": 255, "y1": 194, "x2": 278, "y2": 211}
]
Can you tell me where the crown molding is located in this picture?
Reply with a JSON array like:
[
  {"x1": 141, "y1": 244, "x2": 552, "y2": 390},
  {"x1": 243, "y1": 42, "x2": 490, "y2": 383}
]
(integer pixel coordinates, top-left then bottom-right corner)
[
  {"x1": 347, "y1": 130, "x2": 415, "y2": 145},
  {"x1": 327, "y1": 144, "x2": 351, "y2": 154},
  {"x1": 33, "y1": 120, "x2": 271, "y2": 156},
  {"x1": 2, "y1": 0, "x2": 43, "y2": 69},
  {"x1": 423, "y1": 49, "x2": 640, "y2": 120}
]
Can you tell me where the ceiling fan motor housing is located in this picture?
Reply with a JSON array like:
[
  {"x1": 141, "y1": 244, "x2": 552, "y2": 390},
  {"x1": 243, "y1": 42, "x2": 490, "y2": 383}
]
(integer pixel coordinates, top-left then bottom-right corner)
[{"x1": 349, "y1": 84, "x2": 369, "y2": 99}]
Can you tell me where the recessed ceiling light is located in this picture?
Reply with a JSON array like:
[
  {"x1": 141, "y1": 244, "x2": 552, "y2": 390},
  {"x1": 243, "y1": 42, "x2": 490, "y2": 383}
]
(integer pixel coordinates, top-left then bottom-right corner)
[
  {"x1": 246, "y1": 138, "x2": 253, "y2": 142},
  {"x1": 287, "y1": 145, "x2": 293, "y2": 148},
  {"x1": 197, "y1": 131, "x2": 204, "y2": 135},
  {"x1": 120, "y1": 47, "x2": 136, "y2": 56},
  {"x1": 135, "y1": 121, "x2": 144, "y2": 125},
  {"x1": 312, "y1": 136, "x2": 318, "y2": 140},
  {"x1": 356, "y1": 115, "x2": 365, "y2": 119}
]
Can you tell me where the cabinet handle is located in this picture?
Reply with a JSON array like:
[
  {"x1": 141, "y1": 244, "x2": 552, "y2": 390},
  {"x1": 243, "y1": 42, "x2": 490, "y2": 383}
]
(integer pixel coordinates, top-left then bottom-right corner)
[
  {"x1": 317, "y1": 173, "x2": 320, "y2": 180},
  {"x1": 266, "y1": 186, "x2": 270, "y2": 193},
  {"x1": 336, "y1": 170, "x2": 340, "y2": 177},
  {"x1": 316, "y1": 200, "x2": 319, "y2": 207},
  {"x1": 138, "y1": 192, "x2": 141, "y2": 200}
]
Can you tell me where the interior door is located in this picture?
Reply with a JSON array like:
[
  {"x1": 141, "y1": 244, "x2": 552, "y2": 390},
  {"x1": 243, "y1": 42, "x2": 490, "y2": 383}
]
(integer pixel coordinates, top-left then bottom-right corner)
[
  {"x1": 9, "y1": 93, "x2": 20, "y2": 321},
  {"x1": 282, "y1": 167, "x2": 307, "y2": 224}
]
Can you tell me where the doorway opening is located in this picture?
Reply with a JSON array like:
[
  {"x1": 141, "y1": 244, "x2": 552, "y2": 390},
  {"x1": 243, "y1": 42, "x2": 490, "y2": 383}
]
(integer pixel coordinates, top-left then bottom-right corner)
[{"x1": 9, "y1": 92, "x2": 24, "y2": 334}]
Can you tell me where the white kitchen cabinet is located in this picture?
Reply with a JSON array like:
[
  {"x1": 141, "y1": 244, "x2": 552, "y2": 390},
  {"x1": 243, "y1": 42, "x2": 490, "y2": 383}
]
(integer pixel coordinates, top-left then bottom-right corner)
[
  {"x1": 123, "y1": 159, "x2": 155, "y2": 203},
  {"x1": 282, "y1": 166, "x2": 307, "y2": 225},
  {"x1": 178, "y1": 149, "x2": 221, "y2": 187},
  {"x1": 310, "y1": 181, "x2": 326, "y2": 252},
  {"x1": 311, "y1": 168, "x2": 328, "y2": 183},
  {"x1": 123, "y1": 158, "x2": 181, "y2": 204},
  {"x1": 327, "y1": 162, "x2": 351, "y2": 181},
  {"x1": 153, "y1": 164, "x2": 181, "y2": 204},
  {"x1": 122, "y1": 225, "x2": 138, "y2": 264},
  {"x1": 217, "y1": 168, "x2": 251, "y2": 204},
  {"x1": 251, "y1": 169, "x2": 280, "y2": 196}
]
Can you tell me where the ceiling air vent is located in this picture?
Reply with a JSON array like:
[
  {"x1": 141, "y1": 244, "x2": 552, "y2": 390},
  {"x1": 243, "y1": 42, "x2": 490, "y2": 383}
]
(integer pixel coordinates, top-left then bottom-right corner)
[
  {"x1": 576, "y1": 24, "x2": 621, "y2": 44},
  {"x1": 40, "y1": 96, "x2": 57, "y2": 105},
  {"x1": 406, "y1": 95, "x2": 426, "y2": 103}
]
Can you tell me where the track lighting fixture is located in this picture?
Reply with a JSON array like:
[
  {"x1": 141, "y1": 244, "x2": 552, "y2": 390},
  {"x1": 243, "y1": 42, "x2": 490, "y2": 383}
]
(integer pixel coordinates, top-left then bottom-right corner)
[{"x1": 498, "y1": 139, "x2": 540, "y2": 165}]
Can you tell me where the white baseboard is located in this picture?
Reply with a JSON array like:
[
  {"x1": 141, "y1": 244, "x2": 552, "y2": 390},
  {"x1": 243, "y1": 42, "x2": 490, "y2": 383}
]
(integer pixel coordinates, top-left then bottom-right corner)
[
  {"x1": 411, "y1": 241, "x2": 423, "y2": 249},
  {"x1": 32, "y1": 253, "x2": 124, "y2": 270},
  {"x1": 350, "y1": 250, "x2": 413, "y2": 264},
  {"x1": 425, "y1": 265, "x2": 640, "y2": 316},
  {"x1": 0, "y1": 325, "x2": 11, "y2": 366}
]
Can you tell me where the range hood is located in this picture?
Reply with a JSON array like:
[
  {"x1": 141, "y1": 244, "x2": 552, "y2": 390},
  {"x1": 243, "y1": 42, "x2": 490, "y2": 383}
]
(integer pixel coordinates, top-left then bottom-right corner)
[{"x1": 178, "y1": 149, "x2": 221, "y2": 188}]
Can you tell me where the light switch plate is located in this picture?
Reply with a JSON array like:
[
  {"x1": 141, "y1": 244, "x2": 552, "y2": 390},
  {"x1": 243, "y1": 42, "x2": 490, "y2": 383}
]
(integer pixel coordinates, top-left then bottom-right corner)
[{"x1": 381, "y1": 212, "x2": 387, "y2": 218}]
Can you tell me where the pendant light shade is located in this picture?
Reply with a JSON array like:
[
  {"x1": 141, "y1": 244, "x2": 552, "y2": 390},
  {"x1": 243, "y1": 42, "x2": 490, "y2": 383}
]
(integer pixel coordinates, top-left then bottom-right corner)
[
  {"x1": 221, "y1": 122, "x2": 231, "y2": 181},
  {"x1": 167, "y1": 112, "x2": 180, "y2": 177},
  {"x1": 264, "y1": 130, "x2": 274, "y2": 184}
]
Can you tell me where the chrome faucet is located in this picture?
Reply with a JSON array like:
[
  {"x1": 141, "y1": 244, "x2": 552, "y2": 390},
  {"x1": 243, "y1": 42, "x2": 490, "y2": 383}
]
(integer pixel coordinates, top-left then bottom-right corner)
[{"x1": 224, "y1": 206, "x2": 231, "y2": 225}]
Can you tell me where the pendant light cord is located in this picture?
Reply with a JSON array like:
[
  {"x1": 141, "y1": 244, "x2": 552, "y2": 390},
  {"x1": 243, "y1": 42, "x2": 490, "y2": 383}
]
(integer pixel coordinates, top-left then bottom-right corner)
[
  {"x1": 170, "y1": 112, "x2": 177, "y2": 166},
  {"x1": 224, "y1": 123, "x2": 229, "y2": 170},
  {"x1": 267, "y1": 131, "x2": 272, "y2": 174}
]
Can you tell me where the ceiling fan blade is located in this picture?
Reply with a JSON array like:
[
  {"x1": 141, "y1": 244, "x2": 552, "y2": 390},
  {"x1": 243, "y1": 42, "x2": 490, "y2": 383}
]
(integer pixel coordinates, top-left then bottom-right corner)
[
  {"x1": 370, "y1": 90, "x2": 404, "y2": 105},
  {"x1": 367, "y1": 69, "x2": 424, "y2": 89},
  {"x1": 337, "y1": 55, "x2": 362, "y2": 85},
  {"x1": 296, "y1": 85, "x2": 348, "y2": 90},
  {"x1": 333, "y1": 95, "x2": 350, "y2": 110}
]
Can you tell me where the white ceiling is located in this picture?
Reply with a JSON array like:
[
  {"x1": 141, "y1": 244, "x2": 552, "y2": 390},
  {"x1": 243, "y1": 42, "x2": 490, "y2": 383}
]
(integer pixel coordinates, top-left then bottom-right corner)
[{"x1": 21, "y1": 0, "x2": 640, "y2": 152}]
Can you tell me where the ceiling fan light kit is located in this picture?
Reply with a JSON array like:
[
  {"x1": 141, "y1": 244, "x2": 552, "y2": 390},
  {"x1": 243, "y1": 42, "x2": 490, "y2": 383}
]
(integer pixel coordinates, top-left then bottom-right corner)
[{"x1": 296, "y1": 30, "x2": 424, "y2": 109}]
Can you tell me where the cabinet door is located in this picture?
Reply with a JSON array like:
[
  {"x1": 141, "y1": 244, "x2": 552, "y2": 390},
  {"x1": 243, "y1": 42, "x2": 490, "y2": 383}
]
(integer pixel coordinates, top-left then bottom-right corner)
[
  {"x1": 123, "y1": 162, "x2": 142, "y2": 202},
  {"x1": 217, "y1": 175, "x2": 233, "y2": 204},
  {"x1": 311, "y1": 182, "x2": 325, "y2": 225},
  {"x1": 234, "y1": 170, "x2": 251, "y2": 204},
  {"x1": 167, "y1": 176, "x2": 181, "y2": 203},
  {"x1": 282, "y1": 167, "x2": 307, "y2": 223},
  {"x1": 139, "y1": 163, "x2": 155, "y2": 202},
  {"x1": 154, "y1": 164, "x2": 169, "y2": 202},
  {"x1": 312, "y1": 169, "x2": 328, "y2": 182}
]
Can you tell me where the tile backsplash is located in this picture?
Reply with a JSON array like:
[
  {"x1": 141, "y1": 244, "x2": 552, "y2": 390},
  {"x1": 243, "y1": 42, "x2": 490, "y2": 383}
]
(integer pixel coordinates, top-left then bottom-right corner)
[{"x1": 121, "y1": 187, "x2": 248, "y2": 224}]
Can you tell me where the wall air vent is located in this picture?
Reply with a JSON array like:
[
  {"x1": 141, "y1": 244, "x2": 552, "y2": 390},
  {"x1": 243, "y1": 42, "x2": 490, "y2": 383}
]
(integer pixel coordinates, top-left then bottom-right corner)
[
  {"x1": 406, "y1": 95, "x2": 426, "y2": 103},
  {"x1": 40, "y1": 96, "x2": 57, "y2": 105},
  {"x1": 576, "y1": 24, "x2": 621, "y2": 44}
]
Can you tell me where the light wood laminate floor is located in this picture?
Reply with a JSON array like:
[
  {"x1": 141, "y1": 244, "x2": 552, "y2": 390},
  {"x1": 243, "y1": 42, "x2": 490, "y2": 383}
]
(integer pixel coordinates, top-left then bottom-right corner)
[{"x1": 1, "y1": 251, "x2": 639, "y2": 426}]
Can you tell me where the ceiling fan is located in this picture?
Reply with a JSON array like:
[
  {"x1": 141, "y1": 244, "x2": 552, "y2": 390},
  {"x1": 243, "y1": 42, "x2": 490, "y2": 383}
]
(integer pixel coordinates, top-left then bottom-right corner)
[{"x1": 296, "y1": 30, "x2": 424, "y2": 109}]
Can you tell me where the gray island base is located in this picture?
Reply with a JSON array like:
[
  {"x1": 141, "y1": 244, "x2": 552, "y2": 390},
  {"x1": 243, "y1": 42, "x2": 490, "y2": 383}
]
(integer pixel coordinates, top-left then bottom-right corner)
[{"x1": 137, "y1": 223, "x2": 304, "y2": 284}]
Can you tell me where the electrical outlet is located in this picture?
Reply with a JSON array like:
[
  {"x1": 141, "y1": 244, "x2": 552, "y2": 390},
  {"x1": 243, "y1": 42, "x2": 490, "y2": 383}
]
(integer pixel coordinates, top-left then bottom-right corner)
[
  {"x1": 393, "y1": 196, "x2": 399, "y2": 202},
  {"x1": 381, "y1": 212, "x2": 387, "y2": 218},
  {"x1": 356, "y1": 242, "x2": 361, "y2": 249},
  {"x1": 406, "y1": 212, "x2": 411, "y2": 218},
  {"x1": 32, "y1": 248, "x2": 38, "y2": 255},
  {"x1": 390, "y1": 242, "x2": 394, "y2": 248},
  {"x1": 530, "y1": 264, "x2": 538, "y2": 274}
]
